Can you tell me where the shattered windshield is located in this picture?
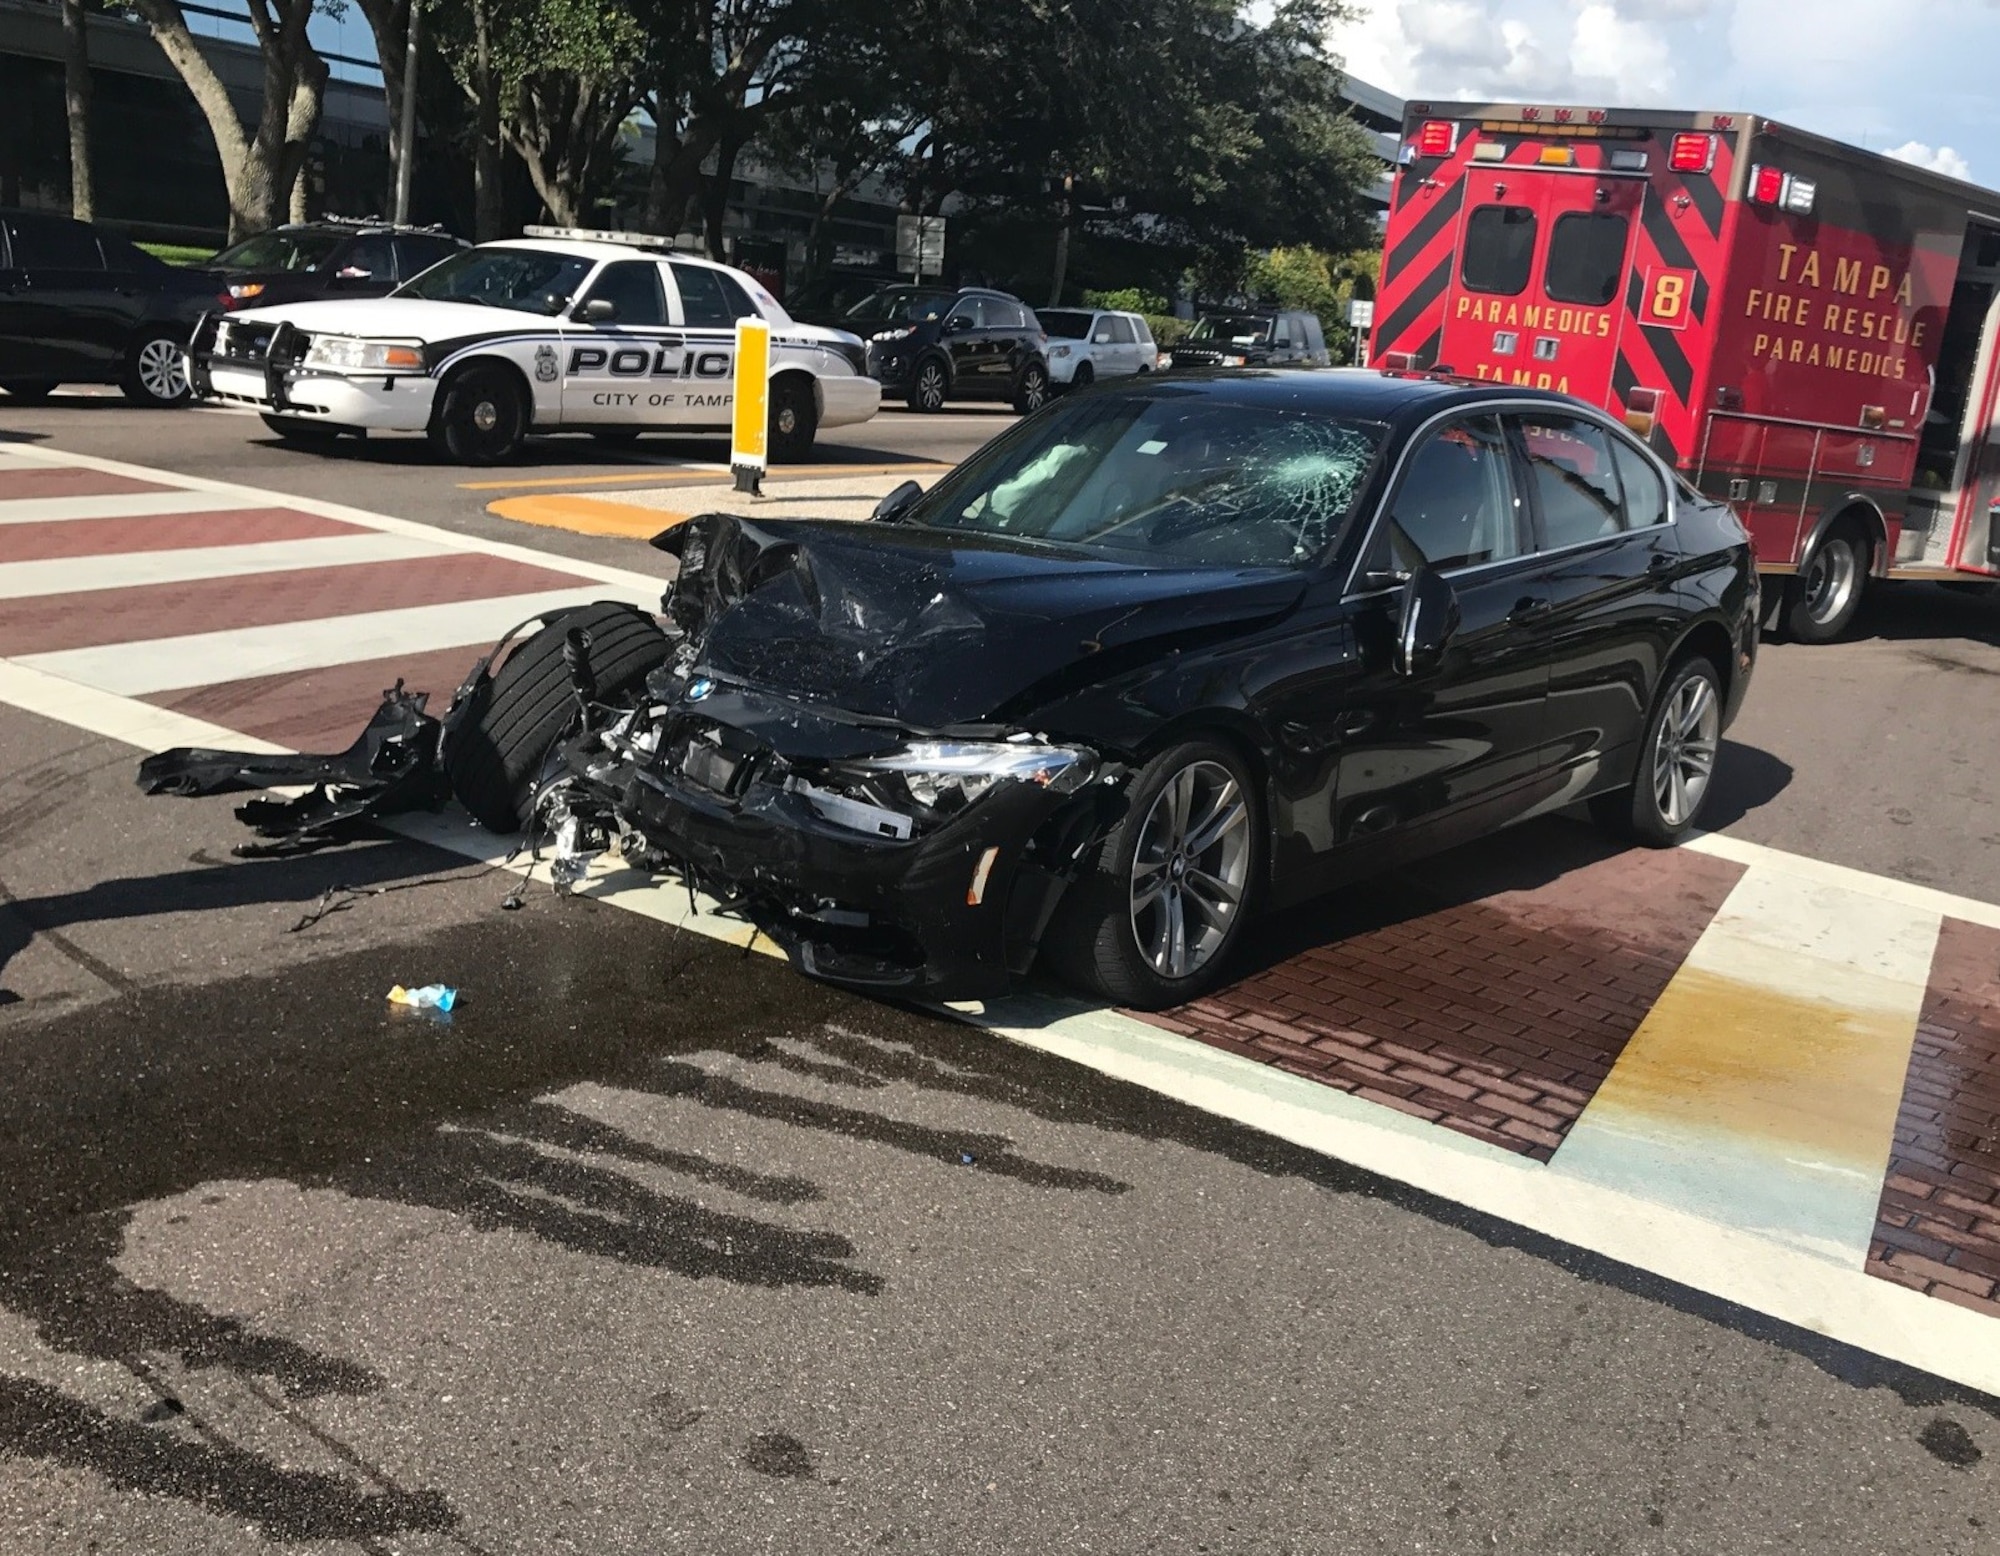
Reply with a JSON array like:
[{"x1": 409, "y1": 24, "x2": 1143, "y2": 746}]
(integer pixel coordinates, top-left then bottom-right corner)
[
  {"x1": 905, "y1": 392, "x2": 1386, "y2": 567},
  {"x1": 393, "y1": 247, "x2": 595, "y2": 314}
]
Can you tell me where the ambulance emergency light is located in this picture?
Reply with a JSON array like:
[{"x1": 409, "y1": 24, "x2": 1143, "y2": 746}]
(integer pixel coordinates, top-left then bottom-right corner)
[
  {"x1": 1413, "y1": 120, "x2": 1458, "y2": 157},
  {"x1": 1748, "y1": 163, "x2": 1816, "y2": 214},
  {"x1": 1669, "y1": 133, "x2": 1716, "y2": 173}
]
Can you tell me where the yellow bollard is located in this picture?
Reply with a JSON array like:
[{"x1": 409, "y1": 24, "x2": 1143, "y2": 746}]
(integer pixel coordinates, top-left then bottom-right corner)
[{"x1": 730, "y1": 315, "x2": 771, "y2": 496}]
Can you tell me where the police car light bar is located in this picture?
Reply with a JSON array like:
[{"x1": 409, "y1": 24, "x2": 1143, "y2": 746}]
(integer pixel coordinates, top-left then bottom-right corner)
[{"x1": 523, "y1": 225, "x2": 676, "y2": 250}]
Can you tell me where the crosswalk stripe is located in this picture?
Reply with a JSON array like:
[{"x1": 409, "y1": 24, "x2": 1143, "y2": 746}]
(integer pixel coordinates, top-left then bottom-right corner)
[
  {"x1": 14, "y1": 583, "x2": 662, "y2": 696},
  {"x1": 0, "y1": 491, "x2": 270, "y2": 524},
  {"x1": 1553, "y1": 866, "x2": 1942, "y2": 1264},
  {"x1": 0, "y1": 532, "x2": 456, "y2": 599}
]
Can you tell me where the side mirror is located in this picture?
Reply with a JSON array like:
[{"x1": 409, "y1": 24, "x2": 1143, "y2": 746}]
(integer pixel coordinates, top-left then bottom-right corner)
[
  {"x1": 576, "y1": 297, "x2": 618, "y2": 323},
  {"x1": 872, "y1": 478, "x2": 923, "y2": 524},
  {"x1": 1394, "y1": 566, "x2": 1458, "y2": 677},
  {"x1": 944, "y1": 314, "x2": 973, "y2": 334}
]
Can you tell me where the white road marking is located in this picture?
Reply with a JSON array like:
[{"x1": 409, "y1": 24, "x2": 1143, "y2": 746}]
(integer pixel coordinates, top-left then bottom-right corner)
[
  {"x1": 1687, "y1": 827, "x2": 2000, "y2": 926},
  {"x1": 0, "y1": 532, "x2": 455, "y2": 599},
  {"x1": 1554, "y1": 867, "x2": 1940, "y2": 1264},
  {"x1": 14, "y1": 583, "x2": 661, "y2": 696},
  {"x1": 0, "y1": 490, "x2": 269, "y2": 524}
]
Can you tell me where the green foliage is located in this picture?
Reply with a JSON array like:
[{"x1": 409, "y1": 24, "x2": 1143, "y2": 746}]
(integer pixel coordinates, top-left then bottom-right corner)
[
  {"x1": 1082, "y1": 287, "x2": 1170, "y2": 316},
  {"x1": 1241, "y1": 243, "x2": 1384, "y2": 363},
  {"x1": 137, "y1": 242, "x2": 215, "y2": 264}
]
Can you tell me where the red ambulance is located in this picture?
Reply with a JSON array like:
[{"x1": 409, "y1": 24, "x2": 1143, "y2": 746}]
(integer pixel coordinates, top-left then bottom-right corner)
[{"x1": 1373, "y1": 103, "x2": 2000, "y2": 639}]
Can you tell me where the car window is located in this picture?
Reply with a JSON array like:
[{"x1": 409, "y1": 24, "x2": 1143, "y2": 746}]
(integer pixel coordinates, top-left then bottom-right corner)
[
  {"x1": 1131, "y1": 316, "x2": 1154, "y2": 343},
  {"x1": 946, "y1": 298, "x2": 984, "y2": 330},
  {"x1": 581, "y1": 260, "x2": 667, "y2": 325},
  {"x1": 210, "y1": 229, "x2": 344, "y2": 271},
  {"x1": 1273, "y1": 318, "x2": 1293, "y2": 348},
  {"x1": 1092, "y1": 316, "x2": 1116, "y2": 344},
  {"x1": 1611, "y1": 436, "x2": 1670, "y2": 529},
  {"x1": 1039, "y1": 310, "x2": 1093, "y2": 339},
  {"x1": 713, "y1": 268, "x2": 759, "y2": 322},
  {"x1": 670, "y1": 262, "x2": 738, "y2": 328},
  {"x1": 9, "y1": 216, "x2": 103, "y2": 270},
  {"x1": 97, "y1": 232, "x2": 165, "y2": 273},
  {"x1": 845, "y1": 288, "x2": 952, "y2": 325},
  {"x1": 908, "y1": 394, "x2": 1385, "y2": 568},
  {"x1": 395, "y1": 235, "x2": 461, "y2": 279},
  {"x1": 1516, "y1": 414, "x2": 1626, "y2": 548},
  {"x1": 1461, "y1": 205, "x2": 1537, "y2": 296},
  {"x1": 337, "y1": 235, "x2": 395, "y2": 280},
  {"x1": 1545, "y1": 212, "x2": 1630, "y2": 307},
  {"x1": 1187, "y1": 314, "x2": 1272, "y2": 344},
  {"x1": 1105, "y1": 316, "x2": 1135, "y2": 344},
  {"x1": 393, "y1": 247, "x2": 593, "y2": 314},
  {"x1": 1372, "y1": 414, "x2": 1523, "y2": 574}
]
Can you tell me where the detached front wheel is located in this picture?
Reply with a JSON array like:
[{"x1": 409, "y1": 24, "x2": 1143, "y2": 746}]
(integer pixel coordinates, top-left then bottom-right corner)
[
  {"x1": 430, "y1": 364, "x2": 526, "y2": 465},
  {"x1": 1047, "y1": 739, "x2": 1258, "y2": 1008}
]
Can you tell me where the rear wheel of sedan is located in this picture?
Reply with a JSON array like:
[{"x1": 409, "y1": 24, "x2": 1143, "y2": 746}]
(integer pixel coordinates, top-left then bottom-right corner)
[
  {"x1": 1588, "y1": 656, "x2": 1723, "y2": 848},
  {"x1": 1048, "y1": 739, "x2": 1258, "y2": 1008},
  {"x1": 430, "y1": 363, "x2": 526, "y2": 465},
  {"x1": 1, "y1": 378, "x2": 58, "y2": 404},
  {"x1": 121, "y1": 331, "x2": 191, "y2": 406},
  {"x1": 444, "y1": 602, "x2": 671, "y2": 833}
]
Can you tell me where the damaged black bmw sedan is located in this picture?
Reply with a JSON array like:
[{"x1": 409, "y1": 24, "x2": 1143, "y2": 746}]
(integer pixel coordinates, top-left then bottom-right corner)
[{"x1": 440, "y1": 372, "x2": 1757, "y2": 1008}]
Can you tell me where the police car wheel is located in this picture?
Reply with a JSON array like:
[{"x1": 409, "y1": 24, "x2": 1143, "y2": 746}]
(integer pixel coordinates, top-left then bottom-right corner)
[
  {"x1": 768, "y1": 376, "x2": 817, "y2": 463},
  {"x1": 431, "y1": 364, "x2": 525, "y2": 465},
  {"x1": 121, "y1": 332, "x2": 191, "y2": 407},
  {"x1": 907, "y1": 357, "x2": 948, "y2": 412}
]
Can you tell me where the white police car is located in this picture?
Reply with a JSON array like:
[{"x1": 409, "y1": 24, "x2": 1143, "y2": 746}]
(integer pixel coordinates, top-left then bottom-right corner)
[{"x1": 187, "y1": 228, "x2": 880, "y2": 465}]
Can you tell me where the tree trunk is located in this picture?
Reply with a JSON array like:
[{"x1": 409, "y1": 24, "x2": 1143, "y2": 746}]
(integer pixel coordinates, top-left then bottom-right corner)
[
  {"x1": 1047, "y1": 175, "x2": 1074, "y2": 307},
  {"x1": 469, "y1": 0, "x2": 504, "y2": 241},
  {"x1": 61, "y1": 0, "x2": 93, "y2": 221},
  {"x1": 130, "y1": 0, "x2": 323, "y2": 241},
  {"x1": 701, "y1": 129, "x2": 747, "y2": 262},
  {"x1": 284, "y1": 50, "x2": 325, "y2": 222},
  {"x1": 354, "y1": 0, "x2": 407, "y2": 212}
]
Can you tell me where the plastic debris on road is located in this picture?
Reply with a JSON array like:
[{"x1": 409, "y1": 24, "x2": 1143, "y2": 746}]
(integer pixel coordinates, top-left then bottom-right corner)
[{"x1": 388, "y1": 983, "x2": 458, "y2": 1012}]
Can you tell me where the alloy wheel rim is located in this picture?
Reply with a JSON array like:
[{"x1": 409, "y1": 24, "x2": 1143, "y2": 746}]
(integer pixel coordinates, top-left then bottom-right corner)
[
  {"x1": 1652, "y1": 674, "x2": 1720, "y2": 828},
  {"x1": 138, "y1": 340, "x2": 186, "y2": 400},
  {"x1": 918, "y1": 365, "x2": 944, "y2": 408},
  {"x1": 1129, "y1": 760, "x2": 1250, "y2": 981},
  {"x1": 1024, "y1": 370, "x2": 1046, "y2": 409},
  {"x1": 1804, "y1": 538, "x2": 1857, "y2": 623}
]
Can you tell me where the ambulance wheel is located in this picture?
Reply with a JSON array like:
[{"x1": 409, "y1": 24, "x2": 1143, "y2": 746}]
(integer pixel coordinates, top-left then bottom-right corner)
[
  {"x1": 444, "y1": 602, "x2": 671, "y2": 833},
  {"x1": 769, "y1": 375, "x2": 817, "y2": 463},
  {"x1": 430, "y1": 363, "x2": 525, "y2": 465},
  {"x1": 1785, "y1": 520, "x2": 1867, "y2": 642}
]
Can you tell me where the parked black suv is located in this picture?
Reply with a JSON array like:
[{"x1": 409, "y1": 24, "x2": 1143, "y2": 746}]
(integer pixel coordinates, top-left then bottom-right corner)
[
  {"x1": 860, "y1": 285, "x2": 1051, "y2": 412},
  {"x1": 1167, "y1": 309, "x2": 1330, "y2": 370},
  {"x1": 0, "y1": 208, "x2": 225, "y2": 406},
  {"x1": 209, "y1": 218, "x2": 468, "y2": 311}
]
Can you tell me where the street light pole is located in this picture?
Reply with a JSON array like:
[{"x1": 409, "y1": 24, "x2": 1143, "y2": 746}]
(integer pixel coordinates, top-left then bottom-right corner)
[{"x1": 393, "y1": 0, "x2": 421, "y2": 223}]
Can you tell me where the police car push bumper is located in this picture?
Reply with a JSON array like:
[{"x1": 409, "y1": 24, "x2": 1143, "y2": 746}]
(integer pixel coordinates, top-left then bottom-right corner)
[{"x1": 204, "y1": 361, "x2": 438, "y2": 428}]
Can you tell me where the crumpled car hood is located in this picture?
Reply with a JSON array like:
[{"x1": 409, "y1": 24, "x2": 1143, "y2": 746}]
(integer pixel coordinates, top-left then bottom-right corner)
[{"x1": 655, "y1": 513, "x2": 1305, "y2": 730}]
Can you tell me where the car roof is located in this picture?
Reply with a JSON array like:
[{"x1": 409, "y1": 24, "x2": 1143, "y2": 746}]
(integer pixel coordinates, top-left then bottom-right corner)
[{"x1": 1100, "y1": 367, "x2": 1593, "y2": 424}]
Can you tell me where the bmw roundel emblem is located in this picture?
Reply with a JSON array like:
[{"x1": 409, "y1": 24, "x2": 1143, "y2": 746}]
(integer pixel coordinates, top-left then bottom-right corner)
[{"x1": 686, "y1": 677, "x2": 714, "y2": 702}]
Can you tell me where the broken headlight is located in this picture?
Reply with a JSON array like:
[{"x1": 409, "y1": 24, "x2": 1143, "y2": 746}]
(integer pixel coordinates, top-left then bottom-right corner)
[{"x1": 857, "y1": 740, "x2": 1097, "y2": 813}]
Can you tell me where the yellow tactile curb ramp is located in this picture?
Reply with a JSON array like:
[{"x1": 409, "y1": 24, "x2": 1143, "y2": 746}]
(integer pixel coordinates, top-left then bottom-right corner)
[{"x1": 485, "y1": 463, "x2": 955, "y2": 540}]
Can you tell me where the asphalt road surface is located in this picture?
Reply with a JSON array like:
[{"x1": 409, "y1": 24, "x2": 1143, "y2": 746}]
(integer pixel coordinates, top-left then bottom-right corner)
[{"x1": 0, "y1": 397, "x2": 1997, "y2": 1554}]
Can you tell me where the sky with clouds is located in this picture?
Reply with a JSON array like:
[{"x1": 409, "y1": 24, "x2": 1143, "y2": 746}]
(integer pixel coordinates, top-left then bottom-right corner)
[{"x1": 1334, "y1": 0, "x2": 2000, "y2": 183}]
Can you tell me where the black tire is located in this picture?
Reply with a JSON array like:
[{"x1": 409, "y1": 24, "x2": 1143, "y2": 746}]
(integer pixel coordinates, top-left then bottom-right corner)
[
  {"x1": 120, "y1": 330, "x2": 191, "y2": 407},
  {"x1": 260, "y1": 413, "x2": 341, "y2": 447},
  {"x1": 1588, "y1": 655, "x2": 1724, "y2": 848},
  {"x1": 429, "y1": 362, "x2": 527, "y2": 466},
  {"x1": 1, "y1": 379, "x2": 58, "y2": 404},
  {"x1": 1044, "y1": 738, "x2": 1259, "y2": 1008},
  {"x1": 1070, "y1": 361, "x2": 1094, "y2": 391},
  {"x1": 592, "y1": 430, "x2": 642, "y2": 447},
  {"x1": 769, "y1": 374, "x2": 818, "y2": 462},
  {"x1": 1783, "y1": 519, "x2": 1868, "y2": 642},
  {"x1": 906, "y1": 355, "x2": 949, "y2": 412},
  {"x1": 1012, "y1": 361, "x2": 1050, "y2": 414},
  {"x1": 444, "y1": 603, "x2": 670, "y2": 833}
]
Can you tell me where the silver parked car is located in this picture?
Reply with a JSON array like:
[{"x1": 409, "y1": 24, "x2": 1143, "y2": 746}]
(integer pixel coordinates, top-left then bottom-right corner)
[{"x1": 1036, "y1": 308, "x2": 1159, "y2": 388}]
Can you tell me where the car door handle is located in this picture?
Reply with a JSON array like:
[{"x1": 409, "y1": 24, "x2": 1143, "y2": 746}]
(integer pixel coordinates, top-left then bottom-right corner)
[
  {"x1": 1509, "y1": 595, "x2": 1551, "y2": 621},
  {"x1": 1646, "y1": 553, "x2": 1677, "y2": 577}
]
